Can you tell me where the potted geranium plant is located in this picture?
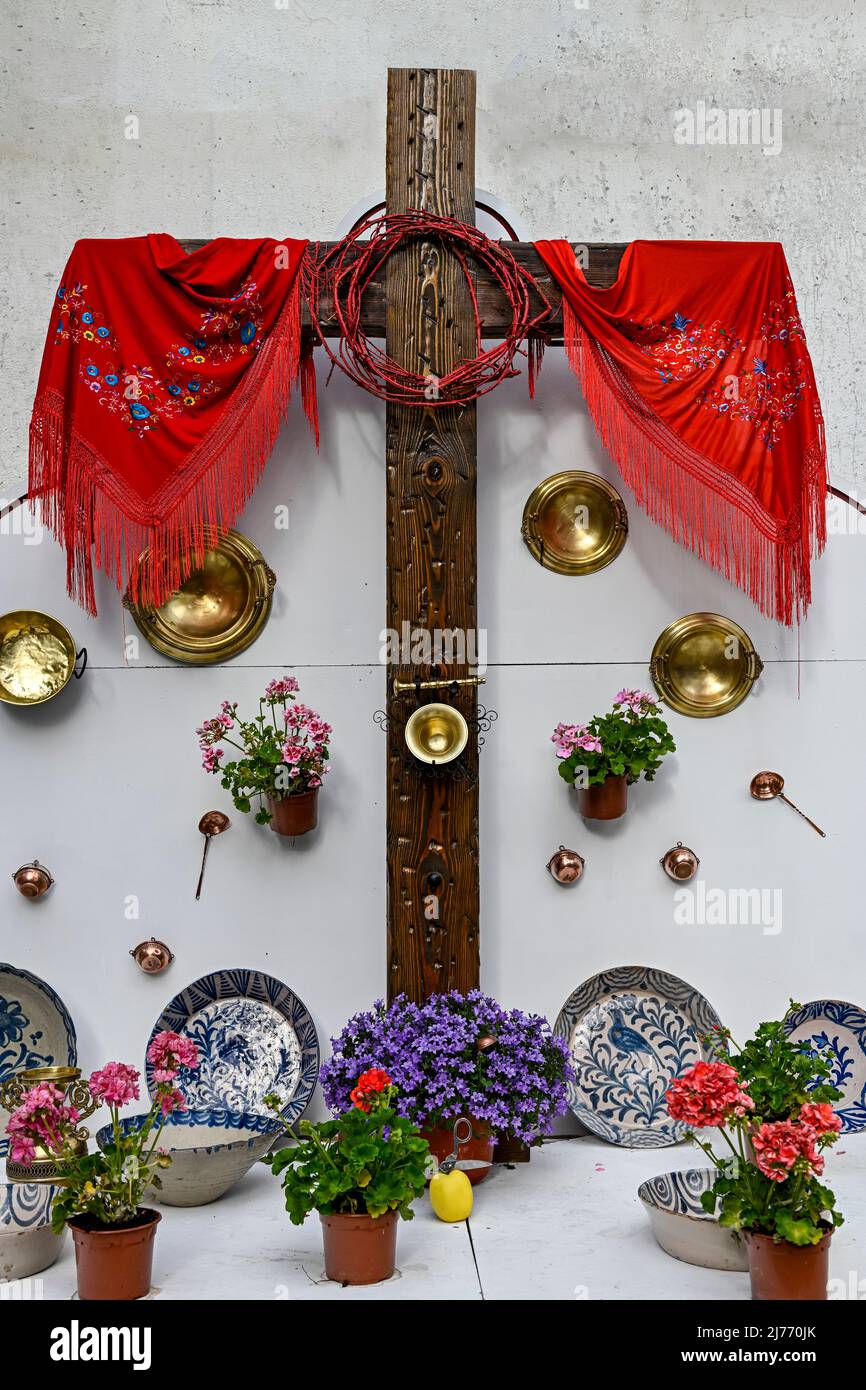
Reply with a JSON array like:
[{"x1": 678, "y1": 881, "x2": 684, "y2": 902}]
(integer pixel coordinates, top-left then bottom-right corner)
[
  {"x1": 666, "y1": 1010, "x2": 844, "y2": 1301},
  {"x1": 553, "y1": 688, "x2": 676, "y2": 819},
  {"x1": 197, "y1": 675, "x2": 331, "y2": 836},
  {"x1": 321, "y1": 991, "x2": 573, "y2": 1182},
  {"x1": 4, "y1": 1031, "x2": 199, "y2": 1300},
  {"x1": 263, "y1": 1068, "x2": 429, "y2": 1285}
]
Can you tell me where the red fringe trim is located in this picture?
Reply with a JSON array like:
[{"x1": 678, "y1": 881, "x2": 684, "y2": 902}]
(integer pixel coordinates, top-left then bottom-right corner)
[
  {"x1": 561, "y1": 303, "x2": 827, "y2": 626},
  {"x1": 28, "y1": 268, "x2": 315, "y2": 615}
]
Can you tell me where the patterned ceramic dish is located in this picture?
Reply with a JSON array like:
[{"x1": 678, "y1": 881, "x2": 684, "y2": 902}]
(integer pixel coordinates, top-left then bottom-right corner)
[
  {"x1": 146, "y1": 968, "x2": 319, "y2": 1126},
  {"x1": 0, "y1": 1182, "x2": 66, "y2": 1279},
  {"x1": 638, "y1": 1168, "x2": 748, "y2": 1272},
  {"x1": 554, "y1": 965, "x2": 724, "y2": 1147},
  {"x1": 0, "y1": 967, "x2": 75, "y2": 1276},
  {"x1": 97, "y1": 1108, "x2": 284, "y2": 1207},
  {"x1": 0, "y1": 964, "x2": 77, "y2": 1158},
  {"x1": 783, "y1": 999, "x2": 866, "y2": 1133}
]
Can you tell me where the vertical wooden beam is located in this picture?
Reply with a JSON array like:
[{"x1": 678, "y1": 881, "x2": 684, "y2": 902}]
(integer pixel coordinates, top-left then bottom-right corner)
[{"x1": 385, "y1": 68, "x2": 479, "y2": 1002}]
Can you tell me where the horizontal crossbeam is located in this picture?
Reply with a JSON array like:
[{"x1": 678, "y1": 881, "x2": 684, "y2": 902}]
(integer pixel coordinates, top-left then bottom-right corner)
[{"x1": 179, "y1": 240, "x2": 627, "y2": 338}]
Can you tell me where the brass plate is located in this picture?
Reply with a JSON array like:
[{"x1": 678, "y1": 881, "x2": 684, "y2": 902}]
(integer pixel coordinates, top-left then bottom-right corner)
[
  {"x1": 125, "y1": 530, "x2": 276, "y2": 664},
  {"x1": 650, "y1": 612, "x2": 763, "y2": 718},
  {"x1": 0, "y1": 610, "x2": 77, "y2": 706},
  {"x1": 522, "y1": 471, "x2": 628, "y2": 575}
]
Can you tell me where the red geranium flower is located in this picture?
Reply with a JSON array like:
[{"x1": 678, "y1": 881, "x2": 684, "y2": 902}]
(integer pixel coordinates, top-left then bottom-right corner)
[
  {"x1": 666, "y1": 1060, "x2": 754, "y2": 1129},
  {"x1": 751, "y1": 1119, "x2": 824, "y2": 1182},
  {"x1": 350, "y1": 1067, "x2": 393, "y2": 1111},
  {"x1": 799, "y1": 1100, "x2": 842, "y2": 1137}
]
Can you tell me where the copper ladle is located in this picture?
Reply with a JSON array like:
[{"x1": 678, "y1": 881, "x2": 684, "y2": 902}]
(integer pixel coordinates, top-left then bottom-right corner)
[
  {"x1": 749, "y1": 772, "x2": 826, "y2": 838},
  {"x1": 195, "y1": 811, "x2": 231, "y2": 899}
]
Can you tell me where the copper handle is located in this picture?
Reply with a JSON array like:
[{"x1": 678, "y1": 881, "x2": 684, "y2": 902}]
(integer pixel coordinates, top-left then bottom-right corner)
[
  {"x1": 778, "y1": 792, "x2": 826, "y2": 838},
  {"x1": 195, "y1": 835, "x2": 212, "y2": 900}
]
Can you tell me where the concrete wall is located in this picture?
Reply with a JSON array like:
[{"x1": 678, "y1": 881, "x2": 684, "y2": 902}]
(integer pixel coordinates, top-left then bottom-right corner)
[
  {"x1": 0, "y1": 1, "x2": 864, "y2": 1126},
  {"x1": 2, "y1": 0, "x2": 864, "y2": 496}
]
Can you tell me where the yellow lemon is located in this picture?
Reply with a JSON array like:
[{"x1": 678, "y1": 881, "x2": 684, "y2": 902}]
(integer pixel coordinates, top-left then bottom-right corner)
[{"x1": 429, "y1": 1168, "x2": 473, "y2": 1222}]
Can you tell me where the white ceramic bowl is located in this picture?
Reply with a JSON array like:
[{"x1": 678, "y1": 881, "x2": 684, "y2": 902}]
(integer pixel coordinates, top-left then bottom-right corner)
[
  {"x1": 638, "y1": 1168, "x2": 749, "y2": 1272},
  {"x1": 97, "y1": 1108, "x2": 284, "y2": 1207},
  {"x1": 0, "y1": 1182, "x2": 66, "y2": 1280}
]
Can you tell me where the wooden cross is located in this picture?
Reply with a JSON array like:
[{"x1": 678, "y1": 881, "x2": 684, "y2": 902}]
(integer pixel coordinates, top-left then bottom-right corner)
[{"x1": 186, "y1": 68, "x2": 626, "y2": 1002}]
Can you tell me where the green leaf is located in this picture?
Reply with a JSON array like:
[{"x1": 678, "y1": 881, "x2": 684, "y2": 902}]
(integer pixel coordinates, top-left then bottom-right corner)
[{"x1": 774, "y1": 1212, "x2": 825, "y2": 1246}]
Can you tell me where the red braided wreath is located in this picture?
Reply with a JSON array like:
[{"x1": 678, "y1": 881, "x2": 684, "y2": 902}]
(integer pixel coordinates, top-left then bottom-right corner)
[{"x1": 306, "y1": 210, "x2": 551, "y2": 407}]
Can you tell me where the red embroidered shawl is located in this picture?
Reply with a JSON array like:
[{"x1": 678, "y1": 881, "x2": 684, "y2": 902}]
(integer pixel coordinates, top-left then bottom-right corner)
[
  {"x1": 29, "y1": 235, "x2": 312, "y2": 612},
  {"x1": 534, "y1": 239, "x2": 827, "y2": 624}
]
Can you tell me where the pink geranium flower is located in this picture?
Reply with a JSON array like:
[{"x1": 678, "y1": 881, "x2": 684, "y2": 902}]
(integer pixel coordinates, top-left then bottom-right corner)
[
  {"x1": 5, "y1": 1080, "x2": 80, "y2": 1157},
  {"x1": 89, "y1": 1062, "x2": 140, "y2": 1107},
  {"x1": 666, "y1": 1060, "x2": 754, "y2": 1128},
  {"x1": 9, "y1": 1134, "x2": 35, "y2": 1166},
  {"x1": 146, "y1": 1029, "x2": 200, "y2": 1078},
  {"x1": 266, "y1": 676, "x2": 299, "y2": 700},
  {"x1": 159, "y1": 1086, "x2": 187, "y2": 1117}
]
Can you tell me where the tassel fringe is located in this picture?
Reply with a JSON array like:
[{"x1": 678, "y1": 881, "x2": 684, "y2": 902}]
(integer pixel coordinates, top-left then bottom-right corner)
[
  {"x1": 29, "y1": 270, "x2": 316, "y2": 615},
  {"x1": 561, "y1": 303, "x2": 827, "y2": 626}
]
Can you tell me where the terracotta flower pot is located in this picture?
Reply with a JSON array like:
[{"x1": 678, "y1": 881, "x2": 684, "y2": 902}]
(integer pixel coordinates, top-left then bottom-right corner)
[
  {"x1": 267, "y1": 788, "x2": 318, "y2": 836},
  {"x1": 320, "y1": 1210, "x2": 397, "y2": 1285},
  {"x1": 745, "y1": 1230, "x2": 832, "y2": 1301},
  {"x1": 492, "y1": 1134, "x2": 532, "y2": 1164},
  {"x1": 576, "y1": 773, "x2": 628, "y2": 820},
  {"x1": 422, "y1": 1122, "x2": 495, "y2": 1186},
  {"x1": 69, "y1": 1210, "x2": 161, "y2": 1301}
]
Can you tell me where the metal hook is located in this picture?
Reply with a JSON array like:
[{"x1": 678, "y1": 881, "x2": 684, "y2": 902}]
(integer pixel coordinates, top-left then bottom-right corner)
[{"x1": 439, "y1": 1115, "x2": 473, "y2": 1173}]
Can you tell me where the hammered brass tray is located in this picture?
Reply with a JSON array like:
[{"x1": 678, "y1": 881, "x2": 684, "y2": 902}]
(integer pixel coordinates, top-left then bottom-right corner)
[
  {"x1": 650, "y1": 612, "x2": 763, "y2": 718},
  {"x1": 522, "y1": 471, "x2": 628, "y2": 575},
  {"x1": 124, "y1": 530, "x2": 276, "y2": 664},
  {"x1": 0, "y1": 610, "x2": 86, "y2": 706}
]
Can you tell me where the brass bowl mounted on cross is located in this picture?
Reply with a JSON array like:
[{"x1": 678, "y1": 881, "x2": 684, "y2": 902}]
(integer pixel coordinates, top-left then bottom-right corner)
[{"x1": 404, "y1": 703, "x2": 469, "y2": 765}]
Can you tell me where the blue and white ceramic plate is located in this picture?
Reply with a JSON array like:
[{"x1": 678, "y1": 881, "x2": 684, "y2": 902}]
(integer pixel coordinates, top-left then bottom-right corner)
[
  {"x1": 146, "y1": 969, "x2": 319, "y2": 1125},
  {"x1": 555, "y1": 966, "x2": 724, "y2": 1148},
  {"x1": 0, "y1": 963, "x2": 77, "y2": 1157},
  {"x1": 783, "y1": 999, "x2": 866, "y2": 1133}
]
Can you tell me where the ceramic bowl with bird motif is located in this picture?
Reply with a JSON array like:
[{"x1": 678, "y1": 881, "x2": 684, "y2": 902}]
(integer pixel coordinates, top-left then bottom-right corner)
[{"x1": 554, "y1": 966, "x2": 725, "y2": 1147}]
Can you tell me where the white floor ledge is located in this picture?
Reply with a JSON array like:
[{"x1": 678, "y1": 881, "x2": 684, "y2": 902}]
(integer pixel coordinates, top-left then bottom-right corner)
[{"x1": 35, "y1": 1136, "x2": 866, "y2": 1301}]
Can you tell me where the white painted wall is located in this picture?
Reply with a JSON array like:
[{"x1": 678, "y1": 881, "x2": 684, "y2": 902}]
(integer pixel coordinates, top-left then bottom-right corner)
[
  {"x1": 1, "y1": 1, "x2": 864, "y2": 1132},
  {"x1": 1, "y1": 346, "x2": 864, "y2": 1129}
]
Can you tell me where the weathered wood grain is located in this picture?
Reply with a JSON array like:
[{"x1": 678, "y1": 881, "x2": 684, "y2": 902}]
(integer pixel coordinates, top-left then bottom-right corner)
[
  {"x1": 383, "y1": 68, "x2": 479, "y2": 1002},
  {"x1": 179, "y1": 240, "x2": 628, "y2": 337}
]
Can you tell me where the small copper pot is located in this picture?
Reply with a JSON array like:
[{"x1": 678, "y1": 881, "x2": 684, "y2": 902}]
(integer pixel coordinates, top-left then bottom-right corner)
[
  {"x1": 660, "y1": 841, "x2": 700, "y2": 881},
  {"x1": 11, "y1": 860, "x2": 54, "y2": 898},
  {"x1": 547, "y1": 845, "x2": 585, "y2": 885},
  {"x1": 130, "y1": 938, "x2": 174, "y2": 974}
]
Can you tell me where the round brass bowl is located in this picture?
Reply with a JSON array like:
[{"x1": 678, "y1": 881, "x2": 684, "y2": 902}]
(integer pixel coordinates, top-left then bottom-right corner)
[
  {"x1": 521, "y1": 471, "x2": 628, "y2": 576},
  {"x1": 124, "y1": 530, "x2": 276, "y2": 664},
  {"x1": 0, "y1": 611, "x2": 81, "y2": 706},
  {"x1": 404, "y1": 703, "x2": 469, "y2": 765},
  {"x1": 650, "y1": 612, "x2": 763, "y2": 718}
]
